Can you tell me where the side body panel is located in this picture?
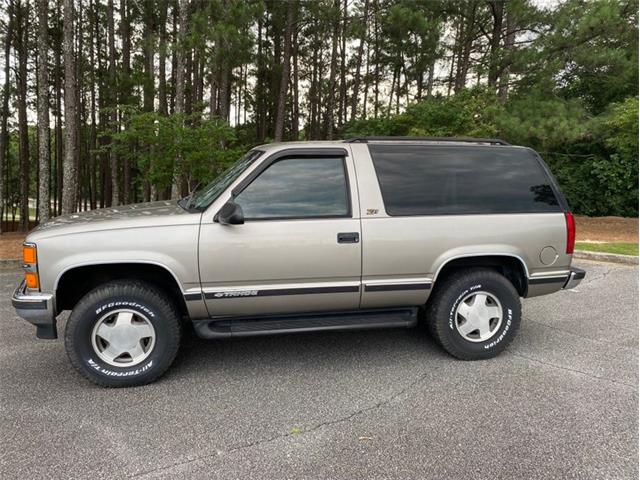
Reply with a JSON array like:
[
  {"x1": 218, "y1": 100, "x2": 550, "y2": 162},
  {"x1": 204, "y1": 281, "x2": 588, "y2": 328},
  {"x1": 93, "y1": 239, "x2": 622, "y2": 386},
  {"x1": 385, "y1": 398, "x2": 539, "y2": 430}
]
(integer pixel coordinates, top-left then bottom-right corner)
[
  {"x1": 32, "y1": 222, "x2": 206, "y2": 319},
  {"x1": 198, "y1": 145, "x2": 363, "y2": 317},
  {"x1": 349, "y1": 143, "x2": 571, "y2": 308}
]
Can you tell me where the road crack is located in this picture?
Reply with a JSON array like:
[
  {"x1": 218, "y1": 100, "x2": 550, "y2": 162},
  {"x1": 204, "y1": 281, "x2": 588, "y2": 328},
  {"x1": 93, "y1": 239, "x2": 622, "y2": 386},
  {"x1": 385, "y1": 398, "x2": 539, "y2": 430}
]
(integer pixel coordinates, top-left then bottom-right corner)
[
  {"x1": 506, "y1": 350, "x2": 637, "y2": 390},
  {"x1": 576, "y1": 265, "x2": 613, "y2": 288},
  {"x1": 129, "y1": 371, "x2": 430, "y2": 478}
]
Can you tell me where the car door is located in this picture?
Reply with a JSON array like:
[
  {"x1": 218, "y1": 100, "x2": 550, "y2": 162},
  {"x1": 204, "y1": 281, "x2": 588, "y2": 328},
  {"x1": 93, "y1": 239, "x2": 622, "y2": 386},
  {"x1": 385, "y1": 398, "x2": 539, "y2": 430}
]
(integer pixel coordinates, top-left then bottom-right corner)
[{"x1": 198, "y1": 148, "x2": 362, "y2": 317}]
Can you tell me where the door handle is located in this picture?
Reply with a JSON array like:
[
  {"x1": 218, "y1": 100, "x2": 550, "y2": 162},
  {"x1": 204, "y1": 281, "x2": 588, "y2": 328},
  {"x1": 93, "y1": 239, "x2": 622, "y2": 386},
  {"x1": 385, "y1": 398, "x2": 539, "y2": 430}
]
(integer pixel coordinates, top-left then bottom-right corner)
[{"x1": 337, "y1": 232, "x2": 359, "y2": 244}]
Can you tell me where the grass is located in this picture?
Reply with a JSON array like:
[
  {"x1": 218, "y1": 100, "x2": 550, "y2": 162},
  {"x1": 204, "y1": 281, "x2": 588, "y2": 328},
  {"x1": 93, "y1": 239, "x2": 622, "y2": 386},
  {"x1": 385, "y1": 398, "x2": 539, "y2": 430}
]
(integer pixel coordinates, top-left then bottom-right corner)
[{"x1": 575, "y1": 242, "x2": 639, "y2": 256}]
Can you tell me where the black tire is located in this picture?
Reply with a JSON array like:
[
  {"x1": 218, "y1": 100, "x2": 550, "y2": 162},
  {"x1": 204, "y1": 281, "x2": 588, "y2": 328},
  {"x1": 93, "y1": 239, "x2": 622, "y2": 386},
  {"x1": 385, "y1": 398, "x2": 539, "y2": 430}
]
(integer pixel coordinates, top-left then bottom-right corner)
[
  {"x1": 64, "y1": 280, "x2": 181, "y2": 387},
  {"x1": 427, "y1": 269, "x2": 521, "y2": 360}
]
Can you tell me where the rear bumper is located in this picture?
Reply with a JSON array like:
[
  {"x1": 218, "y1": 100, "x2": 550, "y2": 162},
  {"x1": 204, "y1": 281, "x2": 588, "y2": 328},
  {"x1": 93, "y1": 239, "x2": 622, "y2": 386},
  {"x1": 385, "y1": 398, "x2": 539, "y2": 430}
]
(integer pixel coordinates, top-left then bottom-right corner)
[
  {"x1": 12, "y1": 280, "x2": 57, "y2": 339},
  {"x1": 563, "y1": 267, "x2": 586, "y2": 290}
]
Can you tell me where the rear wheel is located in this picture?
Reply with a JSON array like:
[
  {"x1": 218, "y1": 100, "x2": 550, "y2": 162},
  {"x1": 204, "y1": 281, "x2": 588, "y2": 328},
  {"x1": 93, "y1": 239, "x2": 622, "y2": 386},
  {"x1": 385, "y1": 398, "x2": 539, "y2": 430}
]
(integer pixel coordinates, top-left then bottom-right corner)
[
  {"x1": 65, "y1": 280, "x2": 181, "y2": 387},
  {"x1": 427, "y1": 269, "x2": 521, "y2": 360}
]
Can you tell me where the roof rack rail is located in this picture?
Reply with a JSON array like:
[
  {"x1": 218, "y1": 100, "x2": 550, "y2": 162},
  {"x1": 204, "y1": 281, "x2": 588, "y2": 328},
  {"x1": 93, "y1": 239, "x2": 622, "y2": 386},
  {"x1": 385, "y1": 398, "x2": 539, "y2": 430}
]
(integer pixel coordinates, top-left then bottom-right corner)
[{"x1": 343, "y1": 136, "x2": 510, "y2": 146}]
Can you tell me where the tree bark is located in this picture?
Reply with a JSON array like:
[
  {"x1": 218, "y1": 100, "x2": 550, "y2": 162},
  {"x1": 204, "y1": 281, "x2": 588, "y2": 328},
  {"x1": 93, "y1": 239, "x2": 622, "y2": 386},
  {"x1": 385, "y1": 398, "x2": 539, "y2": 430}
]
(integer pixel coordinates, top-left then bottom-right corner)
[
  {"x1": 37, "y1": 0, "x2": 51, "y2": 222},
  {"x1": 142, "y1": 1, "x2": 155, "y2": 113},
  {"x1": 350, "y1": 0, "x2": 369, "y2": 121},
  {"x1": 120, "y1": 0, "x2": 132, "y2": 204},
  {"x1": 54, "y1": 0, "x2": 63, "y2": 215},
  {"x1": 338, "y1": 0, "x2": 347, "y2": 127},
  {"x1": 454, "y1": 2, "x2": 477, "y2": 93},
  {"x1": 373, "y1": 0, "x2": 379, "y2": 118},
  {"x1": 291, "y1": 19, "x2": 299, "y2": 140},
  {"x1": 274, "y1": 1, "x2": 295, "y2": 142},
  {"x1": 499, "y1": 6, "x2": 515, "y2": 102},
  {"x1": 171, "y1": 0, "x2": 188, "y2": 199},
  {"x1": 325, "y1": 0, "x2": 340, "y2": 140},
  {"x1": 487, "y1": 0, "x2": 504, "y2": 89},
  {"x1": 158, "y1": 0, "x2": 169, "y2": 115},
  {"x1": 107, "y1": 0, "x2": 119, "y2": 206},
  {"x1": 15, "y1": 1, "x2": 30, "y2": 231},
  {"x1": 62, "y1": 0, "x2": 79, "y2": 214},
  {"x1": 0, "y1": 4, "x2": 13, "y2": 232}
]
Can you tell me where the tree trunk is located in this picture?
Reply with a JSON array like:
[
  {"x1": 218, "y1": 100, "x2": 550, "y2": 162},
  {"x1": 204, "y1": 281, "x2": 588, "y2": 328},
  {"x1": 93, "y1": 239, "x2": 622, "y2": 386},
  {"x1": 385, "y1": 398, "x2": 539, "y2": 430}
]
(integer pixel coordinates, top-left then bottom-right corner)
[
  {"x1": 143, "y1": 1, "x2": 155, "y2": 113},
  {"x1": 75, "y1": 0, "x2": 84, "y2": 211},
  {"x1": 158, "y1": 0, "x2": 169, "y2": 115},
  {"x1": 373, "y1": 0, "x2": 379, "y2": 118},
  {"x1": 325, "y1": 0, "x2": 340, "y2": 140},
  {"x1": 454, "y1": 2, "x2": 477, "y2": 93},
  {"x1": 487, "y1": 0, "x2": 504, "y2": 89},
  {"x1": 218, "y1": 66, "x2": 229, "y2": 122},
  {"x1": 37, "y1": 0, "x2": 51, "y2": 222},
  {"x1": 15, "y1": 1, "x2": 30, "y2": 231},
  {"x1": 274, "y1": 1, "x2": 295, "y2": 142},
  {"x1": 120, "y1": 0, "x2": 132, "y2": 204},
  {"x1": 107, "y1": 0, "x2": 119, "y2": 206},
  {"x1": 0, "y1": 4, "x2": 13, "y2": 232},
  {"x1": 62, "y1": 0, "x2": 79, "y2": 214},
  {"x1": 89, "y1": 0, "x2": 97, "y2": 210},
  {"x1": 291, "y1": 19, "x2": 299, "y2": 140},
  {"x1": 350, "y1": 0, "x2": 369, "y2": 121},
  {"x1": 172, "y1": 0, "x2": 188, "y2": 199},
  {"x1": 54, "y1": 0, "x2": 63, "y2": 214},
  {"x1": 338, "y1": 0, "x2": 347, "y2": 127},
  {"x1": 426, "y1": 61, "x2": 435, "y2": 98},
  {"x1": 499, "y1": 6, "x2": 515, "y2": 102}
]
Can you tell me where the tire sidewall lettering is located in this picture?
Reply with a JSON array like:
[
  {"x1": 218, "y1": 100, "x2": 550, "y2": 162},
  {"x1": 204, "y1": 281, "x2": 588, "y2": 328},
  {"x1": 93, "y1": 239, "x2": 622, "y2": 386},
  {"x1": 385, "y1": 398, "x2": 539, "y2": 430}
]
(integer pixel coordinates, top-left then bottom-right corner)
[
  {"x1": 80, "y1": 300, "x2": 163, "y2": 378},
  {"x1": 448, "y1": 282, "x2": 515, "y2": 350}
]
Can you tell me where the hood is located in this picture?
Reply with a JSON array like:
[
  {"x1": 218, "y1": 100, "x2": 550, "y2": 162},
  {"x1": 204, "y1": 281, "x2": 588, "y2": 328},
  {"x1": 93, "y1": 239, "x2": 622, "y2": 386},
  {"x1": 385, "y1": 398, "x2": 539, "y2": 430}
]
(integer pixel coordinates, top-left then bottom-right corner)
[{"x1": 28, "y1": 200, "x2": 198, "y2": 240}]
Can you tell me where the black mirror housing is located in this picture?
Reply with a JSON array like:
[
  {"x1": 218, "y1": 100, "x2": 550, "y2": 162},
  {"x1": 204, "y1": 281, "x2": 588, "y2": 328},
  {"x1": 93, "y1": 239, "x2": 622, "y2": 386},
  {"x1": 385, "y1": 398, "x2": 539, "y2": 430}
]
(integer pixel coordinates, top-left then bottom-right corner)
[{"x1": 216, "y1": 201, "x2": 244, "y2": 225}]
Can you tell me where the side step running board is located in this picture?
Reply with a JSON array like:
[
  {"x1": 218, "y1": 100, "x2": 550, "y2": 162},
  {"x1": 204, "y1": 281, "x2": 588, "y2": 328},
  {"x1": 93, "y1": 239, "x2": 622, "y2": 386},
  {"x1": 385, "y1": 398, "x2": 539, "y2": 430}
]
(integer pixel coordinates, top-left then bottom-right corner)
[{"x1": 192, "y1": 308, "x2": 419, "y2": 339}]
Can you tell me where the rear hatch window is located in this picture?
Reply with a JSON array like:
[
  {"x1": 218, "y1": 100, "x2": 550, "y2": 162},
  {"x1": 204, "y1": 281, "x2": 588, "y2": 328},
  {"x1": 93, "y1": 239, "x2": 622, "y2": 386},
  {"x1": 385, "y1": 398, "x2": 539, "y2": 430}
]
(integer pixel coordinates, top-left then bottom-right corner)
[{"x1": 368, "y1": 145, "x2": 563, "y2": 216}]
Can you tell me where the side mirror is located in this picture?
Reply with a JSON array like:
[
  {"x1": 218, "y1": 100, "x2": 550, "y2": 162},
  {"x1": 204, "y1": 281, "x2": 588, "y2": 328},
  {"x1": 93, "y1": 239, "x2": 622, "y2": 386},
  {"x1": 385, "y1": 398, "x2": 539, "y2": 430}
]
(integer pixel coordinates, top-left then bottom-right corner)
[{"x1": 216, "y1": 200, "x2": 244, "y2": 225}]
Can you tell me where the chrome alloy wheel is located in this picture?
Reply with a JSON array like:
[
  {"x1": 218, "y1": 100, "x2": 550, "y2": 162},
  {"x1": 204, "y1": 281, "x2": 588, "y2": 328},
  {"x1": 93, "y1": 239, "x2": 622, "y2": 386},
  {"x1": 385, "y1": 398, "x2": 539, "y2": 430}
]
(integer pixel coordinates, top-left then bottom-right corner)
[
  {"x1": 454, "y1": 291, "x2": 503, "y2": 343},
  {"x1": 91, "y1": 309, "x2": 156, "y2": 367}
]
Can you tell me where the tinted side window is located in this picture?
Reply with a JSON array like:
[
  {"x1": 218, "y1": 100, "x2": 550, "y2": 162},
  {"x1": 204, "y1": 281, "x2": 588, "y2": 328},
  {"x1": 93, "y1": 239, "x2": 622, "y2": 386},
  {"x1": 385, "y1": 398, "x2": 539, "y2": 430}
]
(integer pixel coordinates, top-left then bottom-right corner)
[
  {"x1": 369, "y1": 145, "x2": 561, "y2": 215},
  {"x1": 235, "y1": 157, "x2": 350, "y2": 219}
]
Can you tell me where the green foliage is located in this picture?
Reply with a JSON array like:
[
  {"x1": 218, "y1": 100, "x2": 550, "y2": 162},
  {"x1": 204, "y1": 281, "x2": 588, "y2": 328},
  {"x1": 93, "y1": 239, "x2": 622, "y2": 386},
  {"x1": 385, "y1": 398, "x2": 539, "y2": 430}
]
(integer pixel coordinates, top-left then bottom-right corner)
[
  {"x1": 344, "y1": 116, "x2": 408, "y2": 138},
  {"x1": 344, "y1": 89, "x2": 638, "y2": 217},
  {"x1": 404, "y1": 89, "x2": 504, "y2": 138},
  {"x1": 345, "y1": 88, "x2": 504, "y2": 138},
  {"x1": 112, "y1": 112, "x2": 239, "y2": 192},
  {"x1": 497, "y1": 94, "x2": 591, "y2": 151},
  {"x1": 546, "y1": 0, "x2": 639, "y2": 114},
  {"x1": 600, "y1": 97, "x2": 639, "y2": 160}
]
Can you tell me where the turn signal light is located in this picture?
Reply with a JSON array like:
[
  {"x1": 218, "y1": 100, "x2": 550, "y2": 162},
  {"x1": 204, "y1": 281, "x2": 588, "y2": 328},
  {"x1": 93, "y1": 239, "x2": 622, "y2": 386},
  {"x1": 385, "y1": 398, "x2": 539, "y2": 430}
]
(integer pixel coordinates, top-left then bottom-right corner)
[
  {"x1": 25, "y1": 272, "x2": 39, "y2": 289},
  {"x1": 23, "y1": 244, "x2": 37, "y2": 264}
]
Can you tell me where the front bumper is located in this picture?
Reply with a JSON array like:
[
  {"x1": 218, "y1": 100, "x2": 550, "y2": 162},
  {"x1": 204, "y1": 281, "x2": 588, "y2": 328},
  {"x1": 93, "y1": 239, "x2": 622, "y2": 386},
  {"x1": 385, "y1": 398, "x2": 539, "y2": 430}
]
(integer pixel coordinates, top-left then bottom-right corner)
[
  {"x1": 12, "y1": 280, "x2": 57, "y2": 339},
  {"x1": 563, "y1": 267, "x2": 586, "y2": 290}
]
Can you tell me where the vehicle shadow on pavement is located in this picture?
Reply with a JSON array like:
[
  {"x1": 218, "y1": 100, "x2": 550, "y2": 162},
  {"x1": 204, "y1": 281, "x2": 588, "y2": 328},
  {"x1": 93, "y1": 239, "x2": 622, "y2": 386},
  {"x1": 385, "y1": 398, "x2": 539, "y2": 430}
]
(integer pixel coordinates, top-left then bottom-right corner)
[{"x1": 167, "y1": 324, "x2": 447, "y2": 383}]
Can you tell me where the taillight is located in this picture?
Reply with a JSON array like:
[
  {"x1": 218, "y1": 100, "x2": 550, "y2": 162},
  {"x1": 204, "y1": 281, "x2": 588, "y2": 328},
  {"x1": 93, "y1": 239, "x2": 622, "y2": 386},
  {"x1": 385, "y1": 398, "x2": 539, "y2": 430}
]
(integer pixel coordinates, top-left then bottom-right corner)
[{"x1": 565, "y1": 212, "x2": 575, "y2": 254}]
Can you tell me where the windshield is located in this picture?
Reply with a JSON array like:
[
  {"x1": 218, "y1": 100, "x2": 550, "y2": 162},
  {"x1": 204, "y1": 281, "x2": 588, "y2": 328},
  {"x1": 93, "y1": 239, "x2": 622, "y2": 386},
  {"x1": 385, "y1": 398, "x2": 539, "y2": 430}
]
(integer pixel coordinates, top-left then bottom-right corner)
[{"x1": 187, "y1": 150, "x2": 263, "y2": 210}]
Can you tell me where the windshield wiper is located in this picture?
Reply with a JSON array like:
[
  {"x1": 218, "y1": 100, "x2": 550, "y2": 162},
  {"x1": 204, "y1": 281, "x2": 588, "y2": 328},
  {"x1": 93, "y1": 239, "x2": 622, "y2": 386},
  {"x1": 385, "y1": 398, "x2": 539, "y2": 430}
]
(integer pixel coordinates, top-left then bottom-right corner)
[{"x1": 178, "y1": 183, "x2": 202, "y2": 211}]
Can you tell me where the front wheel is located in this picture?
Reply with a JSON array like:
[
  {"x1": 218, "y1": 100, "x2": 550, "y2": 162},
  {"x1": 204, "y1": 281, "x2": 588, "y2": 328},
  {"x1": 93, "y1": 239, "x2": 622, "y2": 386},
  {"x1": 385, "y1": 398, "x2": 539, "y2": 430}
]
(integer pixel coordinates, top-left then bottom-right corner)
[
  {"x1": 427, "y1": 269, "x2": 521, "y2": 360},
  {"x1": 64, "y1": 281, "x2": 181, "y2": 387}
]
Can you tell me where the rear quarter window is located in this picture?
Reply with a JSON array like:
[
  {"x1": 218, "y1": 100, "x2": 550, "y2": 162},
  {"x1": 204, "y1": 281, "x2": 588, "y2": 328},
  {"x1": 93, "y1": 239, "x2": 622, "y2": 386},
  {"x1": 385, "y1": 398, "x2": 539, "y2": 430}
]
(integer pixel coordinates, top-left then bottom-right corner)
[{"x1": 368, "y1": 145, "x2": 563, "y2": 216}]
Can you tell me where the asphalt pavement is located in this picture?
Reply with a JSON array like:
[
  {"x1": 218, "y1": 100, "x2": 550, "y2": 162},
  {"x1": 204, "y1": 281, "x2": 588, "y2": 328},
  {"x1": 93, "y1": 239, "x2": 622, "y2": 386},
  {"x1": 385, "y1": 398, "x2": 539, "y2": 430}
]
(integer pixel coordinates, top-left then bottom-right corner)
[{"x1": 0, "y1": 260, "x2": 637, "y2": 479}]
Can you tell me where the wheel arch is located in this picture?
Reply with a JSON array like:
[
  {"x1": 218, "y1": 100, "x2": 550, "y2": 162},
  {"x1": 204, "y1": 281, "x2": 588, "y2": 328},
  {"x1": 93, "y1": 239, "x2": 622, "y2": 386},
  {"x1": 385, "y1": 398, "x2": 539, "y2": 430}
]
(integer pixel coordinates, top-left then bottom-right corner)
[
  {"x1": 55, "y1": 261, "x2": 189, "y2": 317},
  {"x1": 432, "y1": 254, "x2": 529, "y2": 297}
]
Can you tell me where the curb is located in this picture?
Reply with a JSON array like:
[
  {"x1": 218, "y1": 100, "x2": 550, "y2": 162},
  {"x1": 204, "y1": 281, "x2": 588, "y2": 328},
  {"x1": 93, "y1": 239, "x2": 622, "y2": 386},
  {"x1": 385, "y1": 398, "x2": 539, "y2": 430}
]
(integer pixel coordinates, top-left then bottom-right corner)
[
  {"x1": 0, "y1": 259, "x2": 21, "y2": 269},
  {"x1": 574, "y1": 250, "x2": 639, "y2": 265}
]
